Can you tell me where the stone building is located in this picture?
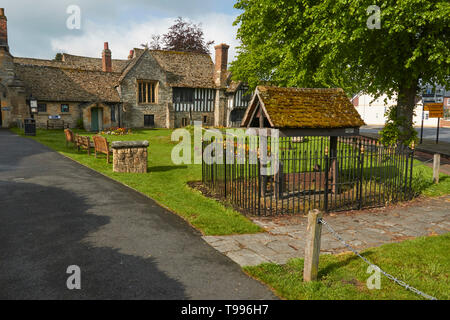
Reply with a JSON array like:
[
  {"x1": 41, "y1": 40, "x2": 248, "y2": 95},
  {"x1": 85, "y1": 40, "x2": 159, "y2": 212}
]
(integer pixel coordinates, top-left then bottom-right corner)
[{"x1": 0, "y1": 8, "x2": 250, "y2": 130}]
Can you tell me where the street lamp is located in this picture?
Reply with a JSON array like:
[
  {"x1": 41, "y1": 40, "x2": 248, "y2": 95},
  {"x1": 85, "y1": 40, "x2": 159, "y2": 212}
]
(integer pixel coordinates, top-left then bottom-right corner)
[{"x1": 29, "y1": 95, "x2": 38, "y2": 118}]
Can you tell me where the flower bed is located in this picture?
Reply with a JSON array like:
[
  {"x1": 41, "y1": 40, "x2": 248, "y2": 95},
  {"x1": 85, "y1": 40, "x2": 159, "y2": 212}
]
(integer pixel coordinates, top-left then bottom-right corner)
[{"x1": 101, "y1": 127, "x2": 132, "y2": 135}]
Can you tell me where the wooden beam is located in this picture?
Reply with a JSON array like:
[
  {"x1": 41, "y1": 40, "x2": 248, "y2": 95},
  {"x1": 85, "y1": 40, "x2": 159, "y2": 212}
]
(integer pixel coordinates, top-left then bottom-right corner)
[{"x1": 303, "y1": 209, "x2": 323, "y2": 282}]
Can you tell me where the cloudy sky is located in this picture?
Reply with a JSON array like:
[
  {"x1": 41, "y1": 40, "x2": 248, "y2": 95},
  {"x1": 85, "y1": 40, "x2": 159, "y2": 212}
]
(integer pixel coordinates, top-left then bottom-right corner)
[{"x1": 3, "y1": 0, "x2": 241, "y2": 62}]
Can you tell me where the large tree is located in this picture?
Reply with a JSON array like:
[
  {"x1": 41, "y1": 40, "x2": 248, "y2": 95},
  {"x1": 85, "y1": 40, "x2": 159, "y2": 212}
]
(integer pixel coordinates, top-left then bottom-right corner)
[
  {"x1": 146, "y1": 17, "x2": 214, "y2": 54},
  {"x1": 231, "y1": 0, "x2": 449, "y2": 141}
]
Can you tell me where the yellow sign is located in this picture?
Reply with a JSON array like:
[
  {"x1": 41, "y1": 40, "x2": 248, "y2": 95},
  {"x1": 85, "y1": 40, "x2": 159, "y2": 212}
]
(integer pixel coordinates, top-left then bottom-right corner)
[{"x1": 424, "y1": 103, "x2": 444, "y2": 118}]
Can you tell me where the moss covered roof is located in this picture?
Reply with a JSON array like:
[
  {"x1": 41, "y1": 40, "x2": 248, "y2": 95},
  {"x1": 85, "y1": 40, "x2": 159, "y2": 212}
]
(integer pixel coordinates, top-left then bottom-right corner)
[
  {"x1": 14, "y1": 64, "x2": 121, "y2": 102},
  {"x1": 243, "y1": 86, "x2": 365, "y2": 129}
]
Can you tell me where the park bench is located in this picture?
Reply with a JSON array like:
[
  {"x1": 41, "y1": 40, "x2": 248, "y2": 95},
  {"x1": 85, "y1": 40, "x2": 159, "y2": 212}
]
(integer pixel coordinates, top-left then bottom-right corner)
[
  {"x1": 92, "y1": 135, "x2": 112, "y2": 163},
  {"x1": 75, "y1": 134, "x2": 92, "y2": 155},
  {"x1": 47, "y1": 119, "x2": 68, "y2": 130},
  {"x1": 64, "y1": 129, "x2": 75, "y2": 148}
]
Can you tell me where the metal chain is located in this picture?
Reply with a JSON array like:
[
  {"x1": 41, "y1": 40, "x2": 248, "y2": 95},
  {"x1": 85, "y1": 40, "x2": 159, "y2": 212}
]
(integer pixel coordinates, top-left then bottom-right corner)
[{"x1": 318, "y1": 218, "x2": 438, "y2": 300}]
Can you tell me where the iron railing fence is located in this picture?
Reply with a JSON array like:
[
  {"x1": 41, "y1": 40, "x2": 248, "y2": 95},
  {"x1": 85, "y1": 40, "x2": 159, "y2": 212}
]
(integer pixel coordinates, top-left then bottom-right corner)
[{"x1": 202, "y1": 135, "x2": 414, "y2": 216}]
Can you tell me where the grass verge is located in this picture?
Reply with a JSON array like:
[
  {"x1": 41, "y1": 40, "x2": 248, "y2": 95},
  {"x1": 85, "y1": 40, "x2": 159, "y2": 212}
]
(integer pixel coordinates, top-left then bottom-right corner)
[{"x1": 244, "y1": 233, "x2": 450, "y2": 300}]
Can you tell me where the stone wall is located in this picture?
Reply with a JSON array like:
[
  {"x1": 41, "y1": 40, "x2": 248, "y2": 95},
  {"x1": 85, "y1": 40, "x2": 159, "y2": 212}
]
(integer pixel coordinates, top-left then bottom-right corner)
[
  {"x1": 112, "y1": 140, "x2": 149, "y2": 173},
  {"x1": 34, "y1": 101, "x2": 80, "y2": 128},
  {"x1": 120, "y1": 51, "x2": 170, "y2": 129}
]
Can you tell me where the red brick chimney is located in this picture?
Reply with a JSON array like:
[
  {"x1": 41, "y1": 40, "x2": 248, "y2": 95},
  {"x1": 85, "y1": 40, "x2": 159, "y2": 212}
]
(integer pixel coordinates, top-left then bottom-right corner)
[
  {"x1": 128, "y1": 50, "x2": 134, "y2": 60},
  {"x1": 0, "y1": 8, "x2": 9, "y2": 51},
  {"x1": 214, "y1": 43, "x2": 230, "y2": 87},
  {"x1": 102, "y1": 42, "x2": 112, "y2": 72}
]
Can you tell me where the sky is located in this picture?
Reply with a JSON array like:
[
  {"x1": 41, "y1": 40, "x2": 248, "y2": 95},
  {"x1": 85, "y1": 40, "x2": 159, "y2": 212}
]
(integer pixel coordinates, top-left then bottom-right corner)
[{"x1": 3, "y1": 0, "x2": 242, "y2": 62}]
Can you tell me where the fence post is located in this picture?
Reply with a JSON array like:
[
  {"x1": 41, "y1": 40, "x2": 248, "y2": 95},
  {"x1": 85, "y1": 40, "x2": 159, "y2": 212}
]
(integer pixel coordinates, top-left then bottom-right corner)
[
  {"x1": 358, "y1": 145, "x2": 365, "y2": 210},
  {"x1": 324, "y1": 147, "x2": 329, "y2": 213},
  {"x1": 433, "y1": 153, "x2": 440, "y2": 184},
  {"x1": 303, "y1": 209, "x2": 323, "y2": 282},
  {"x1": 224, "y1": 141, "x2": 227, "y2": 198}
]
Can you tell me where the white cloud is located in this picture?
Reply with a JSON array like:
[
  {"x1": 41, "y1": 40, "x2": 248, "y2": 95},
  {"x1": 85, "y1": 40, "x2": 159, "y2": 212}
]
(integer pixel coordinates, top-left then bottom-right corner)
[{"x1": 50, "y1": 13, "x2": 240, "y2": 62}]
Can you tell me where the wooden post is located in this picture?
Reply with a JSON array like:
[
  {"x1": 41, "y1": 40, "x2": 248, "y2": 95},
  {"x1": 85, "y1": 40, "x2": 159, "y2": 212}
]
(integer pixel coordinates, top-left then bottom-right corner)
[
  {"x1": 433, "y1": 153, "x2": 440, "y2": 184},
  {"x1": 303, "y1": 209, "x2": 323, "y2": 282}
]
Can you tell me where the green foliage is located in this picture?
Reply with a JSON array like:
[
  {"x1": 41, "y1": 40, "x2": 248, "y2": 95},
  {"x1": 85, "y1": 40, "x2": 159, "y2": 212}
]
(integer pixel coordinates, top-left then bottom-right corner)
[
  {"x1": 232, "y1": 0, "x2": 449, "y2": 94},
  {"x1": 379, "y1": 105, "x2": 418, "y2": 146},
  {"x1": 54, "y1": 53, "x2": 63, "y2": 61},
  {"x1": 231, "y1": 0, "x2": 450, "y2": 134},
  {"x1": 76, "y1": 118, "x2": 84, "y2": 130}
]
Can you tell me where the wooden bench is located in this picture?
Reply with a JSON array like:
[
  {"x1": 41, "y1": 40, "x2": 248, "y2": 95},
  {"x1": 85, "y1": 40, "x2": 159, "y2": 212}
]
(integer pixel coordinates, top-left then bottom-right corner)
[
  {"x1": 93, "y1": 135, "x2": 112, "y2": 163},
  {"x1": 47, "y1": 119, "x2": 68, "y2": 130},
  {"x1": 75, "y1": 134, "x2": 92, "y2": 155},
  {"x1": 64, "y1": 129, "x2": 75, "y2": 148}
]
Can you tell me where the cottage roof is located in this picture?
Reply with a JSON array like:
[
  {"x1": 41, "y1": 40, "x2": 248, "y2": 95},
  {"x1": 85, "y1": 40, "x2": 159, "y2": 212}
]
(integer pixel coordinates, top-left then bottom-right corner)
[
  {"x1": 14, "y1": 64, "x2": 121, "y2": 102},
  {"x1": 242, "y1": 86, "x2": 365, "y2": 129},
  {"x1": 14, "y1": 55, "x2": 130, "y2": 73},
  {"x1": 149, "y1": 50, "x2": 215, "y2": 88},
  {"x1": 14, "y1": 47, "x2": 218, "y2": 103}
]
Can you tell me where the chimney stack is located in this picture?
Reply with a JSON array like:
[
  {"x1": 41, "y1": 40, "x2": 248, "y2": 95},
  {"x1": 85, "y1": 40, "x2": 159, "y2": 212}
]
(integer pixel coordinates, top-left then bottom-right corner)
[
  {"x1": 128, "y1": 50, "x2": 134, "y2": 60},
  {"x1": 102, "y1": 42, "x2": 112, "y2": 72},
  {"x1": 0, "y1": 8, "x2": 9, "y2": 51},
  {"x1": 214, "y1": 43, "x2": 230, "y2": 87}
]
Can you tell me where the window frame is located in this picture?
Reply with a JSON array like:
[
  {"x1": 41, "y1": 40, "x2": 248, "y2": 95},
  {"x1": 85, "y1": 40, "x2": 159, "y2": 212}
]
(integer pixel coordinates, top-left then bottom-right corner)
[
  {"x1": 37, "y1": 103, "x2": 47, "y2": 113},
  {"x1": 61, "y1": 104, "x2": 70, "y2": 113},
  {"x1": 137, "y1": 80, "x2": 158, "y2": 104},
  {"x1": 144, "y1": 114, "x2": 155, "y2": 127}
]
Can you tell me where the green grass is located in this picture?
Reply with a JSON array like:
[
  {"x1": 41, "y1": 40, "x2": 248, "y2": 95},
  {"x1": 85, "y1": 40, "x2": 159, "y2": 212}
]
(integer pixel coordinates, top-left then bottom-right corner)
[
  {"x1": 11, "y1": 128, "x2": 262, "y2": 236},
  {"x1": 411, "y1": 160, "x2": 450, "y2": 197},
  {"x1": 244, "y1": 234, "x2": 450, "y2": 300}
]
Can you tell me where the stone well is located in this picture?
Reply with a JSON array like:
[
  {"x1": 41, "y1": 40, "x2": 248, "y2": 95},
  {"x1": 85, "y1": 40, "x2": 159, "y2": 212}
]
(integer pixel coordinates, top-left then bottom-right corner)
[{"x1": 111, "y1": 140, "x2": 149, "y2": 173}]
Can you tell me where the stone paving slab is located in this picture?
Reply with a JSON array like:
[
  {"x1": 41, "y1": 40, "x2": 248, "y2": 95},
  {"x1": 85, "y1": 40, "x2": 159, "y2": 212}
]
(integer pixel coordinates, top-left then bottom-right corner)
[{"x1": 203, "y1": 195, "x2": 450, "y2": 266}]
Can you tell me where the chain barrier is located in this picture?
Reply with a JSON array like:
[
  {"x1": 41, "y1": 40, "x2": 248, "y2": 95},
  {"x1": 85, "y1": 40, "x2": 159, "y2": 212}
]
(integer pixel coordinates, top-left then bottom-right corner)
[{"x1": 318, "y1": 218, "x2": 438, "y2": 300}]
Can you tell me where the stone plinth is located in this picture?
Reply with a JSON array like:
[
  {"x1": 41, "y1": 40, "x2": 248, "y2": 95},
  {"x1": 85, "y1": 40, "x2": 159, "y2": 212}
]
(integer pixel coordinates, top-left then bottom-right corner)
[{"x1": 112, "y1": 140, "x2": 149, "y2": 173}]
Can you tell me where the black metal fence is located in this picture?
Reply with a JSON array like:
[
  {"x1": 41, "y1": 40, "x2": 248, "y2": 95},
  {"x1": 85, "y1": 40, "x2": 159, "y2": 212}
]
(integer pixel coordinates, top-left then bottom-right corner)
[{"x1": 202, "y1": 135, "x2": 414, "y2": 216}]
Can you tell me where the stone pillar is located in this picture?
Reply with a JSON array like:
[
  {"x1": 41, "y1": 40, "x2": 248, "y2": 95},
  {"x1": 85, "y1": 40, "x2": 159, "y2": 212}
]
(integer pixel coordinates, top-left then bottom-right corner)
[{"x1": 112, "y1": 140, "x2": 149, "y2": 173}]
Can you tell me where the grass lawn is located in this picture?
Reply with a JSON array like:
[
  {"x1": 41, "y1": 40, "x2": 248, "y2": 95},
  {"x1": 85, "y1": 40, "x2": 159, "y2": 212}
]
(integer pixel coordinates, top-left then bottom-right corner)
[
  {"x1": 11, "y1": 128, "x2": 262, "y2": 236},
  {"x1": 244, "y1": 233, "x2": 450, "y2": 300}
]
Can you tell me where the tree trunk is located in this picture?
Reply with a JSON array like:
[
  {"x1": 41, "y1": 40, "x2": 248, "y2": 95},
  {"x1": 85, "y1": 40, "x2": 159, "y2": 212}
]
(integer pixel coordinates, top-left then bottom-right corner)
[{"x1": 396, "y1": 82, "x2": 418, "y2": 142}]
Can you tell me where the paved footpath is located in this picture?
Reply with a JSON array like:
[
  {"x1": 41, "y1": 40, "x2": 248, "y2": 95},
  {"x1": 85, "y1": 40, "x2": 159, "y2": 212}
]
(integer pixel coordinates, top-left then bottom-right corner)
[
  {"x1": 0, "y1": 129, "x2": 276, "y2": 299},
  {"x1": 204, "y1": 196, "x2": 450, "y2": 266}
]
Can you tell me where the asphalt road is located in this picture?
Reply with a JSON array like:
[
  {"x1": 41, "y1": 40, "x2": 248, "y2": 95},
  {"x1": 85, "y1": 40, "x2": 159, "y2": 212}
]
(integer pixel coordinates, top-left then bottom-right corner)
[
  {"x1": 360, "y1": 126, "x2": 450, "y2": 143},
  {"x1": 0, "y1": 129, "x2": 276, "y2": 300}
]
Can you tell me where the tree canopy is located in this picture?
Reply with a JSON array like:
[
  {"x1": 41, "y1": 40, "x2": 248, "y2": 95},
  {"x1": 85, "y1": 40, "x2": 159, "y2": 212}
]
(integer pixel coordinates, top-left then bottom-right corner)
[
  {"x1": 146, "y1": 17, "x2": 214, "y2": 54},
  {"x1": 230, "y1": 0, "x2": 449, "y2": 140}
]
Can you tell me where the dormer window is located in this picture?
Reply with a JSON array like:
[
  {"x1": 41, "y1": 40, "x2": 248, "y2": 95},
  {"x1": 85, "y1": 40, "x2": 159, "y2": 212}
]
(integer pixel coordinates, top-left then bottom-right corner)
[{"x1": 138, "y1": 80, "x2": 158, "y2": 104}]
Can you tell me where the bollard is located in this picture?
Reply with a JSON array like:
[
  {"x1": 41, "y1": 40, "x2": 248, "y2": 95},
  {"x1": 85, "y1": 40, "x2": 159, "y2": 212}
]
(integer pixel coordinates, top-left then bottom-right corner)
[
  {"x1": 433, "y1": 154, "x2": 440, "y2": 184},
  {"x1": 303, "y1": 209, "x2": 323, "y2": 282}
]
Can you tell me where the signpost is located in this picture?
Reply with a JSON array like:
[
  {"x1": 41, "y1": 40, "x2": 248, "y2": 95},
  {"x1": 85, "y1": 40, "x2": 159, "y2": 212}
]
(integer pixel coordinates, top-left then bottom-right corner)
[{"x1": 424, "y1": 103, "x2": 444, "y2": 144}]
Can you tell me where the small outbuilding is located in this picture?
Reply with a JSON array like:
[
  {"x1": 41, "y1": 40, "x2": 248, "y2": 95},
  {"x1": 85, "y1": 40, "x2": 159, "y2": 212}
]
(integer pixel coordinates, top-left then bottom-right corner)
[{"x1": 241, "y1": 86, "x2": 365, "y2": 136}]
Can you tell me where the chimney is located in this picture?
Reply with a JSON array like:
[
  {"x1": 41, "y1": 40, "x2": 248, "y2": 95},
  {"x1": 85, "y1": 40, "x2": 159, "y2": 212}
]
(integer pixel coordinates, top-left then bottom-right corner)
[
  {"x1": 102, "y1": 42, "x2": 112, "y2": 72},
  {"x1": 128, "y1": 50, "x2": 134, "y2": 60},
  {"x1": 214, "y1": 43, "x2": 229, "y2": 87},
  {"x1": 0, "y1": 8, "x2": 9, "y2": 51}
]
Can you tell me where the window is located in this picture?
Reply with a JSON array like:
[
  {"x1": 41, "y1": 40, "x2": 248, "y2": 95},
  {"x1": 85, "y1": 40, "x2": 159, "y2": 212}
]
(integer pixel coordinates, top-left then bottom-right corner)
[
  {"x1": 37, "y1": 103, "x2": 47, "y2": 113},
  {"x1": 61, "y1": 104, "x2": 69, "y2": 113},
  {"x1": 138, "y1": 81, "x2": 158, "y2": 104},
  {"x1": 173, "y1": 88, "x2": 194, "y2": 104},
  {"x1": 181, "y1": 118, "x2": 188, "y2": 127},
  {"x1": 144, "y1": 114, "x2": 155, "y2": 127},
  {"x1": 203, "y1": 115, "x2": 208, "y2": 124}
]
